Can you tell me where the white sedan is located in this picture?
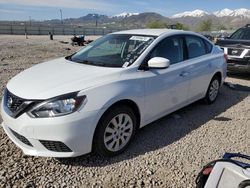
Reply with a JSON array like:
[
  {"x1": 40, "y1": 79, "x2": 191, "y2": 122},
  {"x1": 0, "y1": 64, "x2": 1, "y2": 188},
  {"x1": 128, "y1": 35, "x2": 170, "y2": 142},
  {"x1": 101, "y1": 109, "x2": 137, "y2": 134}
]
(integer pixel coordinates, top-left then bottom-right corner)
[{"x1": 1, "y1": 29, "x2": 227, "y2": 157}]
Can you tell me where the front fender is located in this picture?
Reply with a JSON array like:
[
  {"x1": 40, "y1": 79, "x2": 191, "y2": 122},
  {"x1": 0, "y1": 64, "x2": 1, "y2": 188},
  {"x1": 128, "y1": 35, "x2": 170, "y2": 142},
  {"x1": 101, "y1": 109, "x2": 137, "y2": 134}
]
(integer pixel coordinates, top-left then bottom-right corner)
[{"x1": 78, "y1": 78, "x2": 144, "y2": 114}]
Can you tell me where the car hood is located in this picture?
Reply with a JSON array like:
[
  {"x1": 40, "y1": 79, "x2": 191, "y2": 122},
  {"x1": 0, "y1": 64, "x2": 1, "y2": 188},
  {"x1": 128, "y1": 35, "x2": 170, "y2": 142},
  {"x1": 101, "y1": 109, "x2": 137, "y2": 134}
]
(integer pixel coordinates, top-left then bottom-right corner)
[
  {"x1": 216, "y1": 39, "x2": 250, "y2": 49},
  {"x1": 7, "y1": 58, "x2": 122, "y2": 99}
]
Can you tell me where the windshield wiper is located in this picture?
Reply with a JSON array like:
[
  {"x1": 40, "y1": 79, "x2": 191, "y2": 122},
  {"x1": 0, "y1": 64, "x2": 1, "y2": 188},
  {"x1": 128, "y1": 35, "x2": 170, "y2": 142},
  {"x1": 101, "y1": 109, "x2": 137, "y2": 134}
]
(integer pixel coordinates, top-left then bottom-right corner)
[
  {"x1": 80, "y1": 60, "x2": 94, "y2": 65},
  {"x1": 90, "y1": 61, "x2": 122, "y2": 67},
  {"x1": 76, "y1": 60, "x2": 108, "y2": 67},
  {"x1": 65, "y1": 53, "x2": 77, "y2": 61},
  {"x1": 72, "y1": 59, "x2": 122, "y2": 68},
  {"x1": 70, "y1": 59, "x2": 93, "y2": 65}
]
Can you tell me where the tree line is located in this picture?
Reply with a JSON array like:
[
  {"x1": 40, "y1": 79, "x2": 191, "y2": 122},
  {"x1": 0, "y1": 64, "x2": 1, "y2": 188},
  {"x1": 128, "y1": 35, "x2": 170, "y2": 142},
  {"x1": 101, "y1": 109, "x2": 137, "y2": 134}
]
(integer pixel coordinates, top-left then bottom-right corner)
[{"x1": 146, "y1": 19, "x2": 228, "y2": 32}]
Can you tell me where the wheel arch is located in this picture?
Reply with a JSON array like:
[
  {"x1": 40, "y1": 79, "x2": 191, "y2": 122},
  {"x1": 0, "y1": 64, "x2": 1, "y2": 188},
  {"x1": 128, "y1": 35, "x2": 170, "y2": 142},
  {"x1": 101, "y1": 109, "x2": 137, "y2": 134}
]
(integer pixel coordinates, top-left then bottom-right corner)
[
  {"x1": 91, "y1": 99, "x2": 141, "y2": 151},
  {"x1": 213, "y1": 71, "x2": 222, "y2": 85}
]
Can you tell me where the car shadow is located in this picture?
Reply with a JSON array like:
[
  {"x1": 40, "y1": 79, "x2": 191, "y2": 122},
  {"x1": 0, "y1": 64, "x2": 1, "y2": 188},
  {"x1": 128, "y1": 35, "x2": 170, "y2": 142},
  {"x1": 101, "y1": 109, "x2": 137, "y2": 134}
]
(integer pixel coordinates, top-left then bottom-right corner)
[
  {"x1": 224, "y1": 82, "x2": 250, "y2": 92},
  {"x1": 55, "y1": 83, "x2": 249, "y2": 167}
]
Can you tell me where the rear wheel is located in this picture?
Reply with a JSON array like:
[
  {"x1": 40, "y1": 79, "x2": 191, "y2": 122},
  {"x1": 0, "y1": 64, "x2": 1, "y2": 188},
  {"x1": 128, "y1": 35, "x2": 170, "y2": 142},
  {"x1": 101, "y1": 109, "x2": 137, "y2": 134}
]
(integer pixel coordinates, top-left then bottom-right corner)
[
  {"x1": 94, "y1": 105, "x2": 137, "y2": 157},
  {"x1": 204, "y1": 75, "x2": 220, "y2": 104}
]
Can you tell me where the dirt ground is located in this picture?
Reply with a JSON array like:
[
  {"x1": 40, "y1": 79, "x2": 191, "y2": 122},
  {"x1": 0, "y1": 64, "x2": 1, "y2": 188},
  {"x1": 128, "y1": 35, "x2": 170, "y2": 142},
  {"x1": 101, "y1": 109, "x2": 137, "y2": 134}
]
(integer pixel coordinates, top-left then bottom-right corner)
[{"x1": 0, "y1": 35, "x2": 249, "y2": 187}]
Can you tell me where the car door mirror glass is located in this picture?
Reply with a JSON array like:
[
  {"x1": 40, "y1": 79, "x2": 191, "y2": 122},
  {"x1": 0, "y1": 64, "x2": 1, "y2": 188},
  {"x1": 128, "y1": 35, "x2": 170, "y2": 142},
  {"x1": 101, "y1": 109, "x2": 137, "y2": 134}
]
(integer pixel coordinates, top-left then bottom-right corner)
[{"x1": 147, "y1": 57, "x2": 170, "y2": 69}]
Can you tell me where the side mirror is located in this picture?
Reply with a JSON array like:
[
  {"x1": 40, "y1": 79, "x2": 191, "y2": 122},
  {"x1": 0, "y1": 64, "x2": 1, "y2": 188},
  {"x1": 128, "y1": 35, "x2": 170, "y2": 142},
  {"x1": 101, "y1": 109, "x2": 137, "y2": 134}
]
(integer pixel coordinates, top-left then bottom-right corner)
[{"x1": 147, "y1": 57, "x2": 170, "y2": 69}]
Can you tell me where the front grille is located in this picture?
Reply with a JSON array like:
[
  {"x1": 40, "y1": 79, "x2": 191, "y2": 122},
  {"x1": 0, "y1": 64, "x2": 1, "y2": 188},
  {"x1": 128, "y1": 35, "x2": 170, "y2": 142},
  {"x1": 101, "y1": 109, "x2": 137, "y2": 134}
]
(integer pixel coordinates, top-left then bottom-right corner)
[
  {"x1": 40, "y1": 140, "x2": 72, "y2": 152},
  {"x1": 4, "y1": 89, "x2": 40, "y2": 118},
  {"x1": 5, "y1": 89, "x2": 26, "y2": 113},
  {"x1": 228, "y1": 48, "x2": 244, "y2": 56},
  {"x1": 227, "y1": 59, "x2": 249, "y2": 65},
  {"x1": 10, "y1": 128, "x2": 33, "y2": 147}
]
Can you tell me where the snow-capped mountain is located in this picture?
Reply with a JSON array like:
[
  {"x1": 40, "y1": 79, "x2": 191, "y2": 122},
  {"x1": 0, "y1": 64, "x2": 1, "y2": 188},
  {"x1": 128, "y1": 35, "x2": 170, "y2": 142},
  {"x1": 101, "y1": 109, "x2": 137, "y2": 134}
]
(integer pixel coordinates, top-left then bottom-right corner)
[
  {"x1": 172, "y1": 9, "x2": 209, "y2": 18},
  {"x1": 112, "y1": 12, "x2": 139, "y2": 18},
  {"x1": 213, "y1": 8, "x2": 250, "y2": 18},
  {"x1": 172, "y1": 8, "x2": 250, "y2": 18},
  {"x1": 213, "y1": 8, "x2": 234, "y2": 17},
  {"x1": 229, "y1": 8, "x2": 250, "y2": 18}
]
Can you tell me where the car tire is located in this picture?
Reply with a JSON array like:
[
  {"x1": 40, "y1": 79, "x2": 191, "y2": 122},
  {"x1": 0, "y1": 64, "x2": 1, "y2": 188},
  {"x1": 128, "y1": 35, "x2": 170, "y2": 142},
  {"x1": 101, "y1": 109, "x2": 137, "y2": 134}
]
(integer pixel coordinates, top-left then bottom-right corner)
[
  {"x1": 93, "y1": 105, "x2": 137, "y2": 157},
  {"x1": 204, "y1": 75, "x2": 220, "y2": 104}
]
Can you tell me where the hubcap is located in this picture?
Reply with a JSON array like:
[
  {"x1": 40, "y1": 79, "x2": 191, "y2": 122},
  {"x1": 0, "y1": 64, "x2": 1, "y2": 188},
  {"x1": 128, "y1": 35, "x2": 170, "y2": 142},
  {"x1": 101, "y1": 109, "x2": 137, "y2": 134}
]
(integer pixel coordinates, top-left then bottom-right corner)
[
  {"x1": 104, "y1": 113, "x2": 133, "y2": 152},
  {"x1": 209, "y1": 79, "x2": 219, "y2": 101}
]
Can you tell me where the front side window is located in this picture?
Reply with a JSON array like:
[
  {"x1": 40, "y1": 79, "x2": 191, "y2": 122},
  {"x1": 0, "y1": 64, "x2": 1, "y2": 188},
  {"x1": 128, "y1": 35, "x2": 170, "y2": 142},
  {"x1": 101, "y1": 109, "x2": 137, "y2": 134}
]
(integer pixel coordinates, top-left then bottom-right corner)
[
  {"x1": 186, "y1": 36, "x2": 206, "y2": 59},
  {"x1": 150, "y1": 36, "x2": 184, "y2": 64},
  {"x1": 69, "y1": 34, "x2": 155, "y2": 67}
]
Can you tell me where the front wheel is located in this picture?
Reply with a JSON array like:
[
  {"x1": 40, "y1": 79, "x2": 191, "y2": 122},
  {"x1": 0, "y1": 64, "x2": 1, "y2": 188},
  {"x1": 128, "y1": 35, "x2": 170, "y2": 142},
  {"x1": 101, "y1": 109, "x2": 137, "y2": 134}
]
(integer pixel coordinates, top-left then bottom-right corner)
[
  {"x1": 204, "y1": 76, "x2": 220, "y2": 104},
  {"x1": 93, "y1": 105, "x2": 137, "y2": 157}
]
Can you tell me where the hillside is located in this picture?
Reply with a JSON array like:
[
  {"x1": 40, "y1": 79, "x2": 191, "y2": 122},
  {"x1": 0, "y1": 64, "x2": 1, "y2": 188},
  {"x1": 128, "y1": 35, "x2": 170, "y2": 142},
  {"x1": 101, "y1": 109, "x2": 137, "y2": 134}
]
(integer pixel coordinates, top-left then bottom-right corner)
[
  {"x1": 1, "y1": 9, "x2": 249, "y2": 31},
  {"x1": 53, "y1": 9, "x2": 250, "y2": 30}
]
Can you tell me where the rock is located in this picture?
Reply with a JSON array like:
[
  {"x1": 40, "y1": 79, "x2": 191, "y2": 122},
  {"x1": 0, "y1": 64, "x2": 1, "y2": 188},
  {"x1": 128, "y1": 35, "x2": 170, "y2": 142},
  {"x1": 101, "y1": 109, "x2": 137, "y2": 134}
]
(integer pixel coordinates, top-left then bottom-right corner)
[{"x1": 146, "y1": 169, "x2": 153, "y2": 176}]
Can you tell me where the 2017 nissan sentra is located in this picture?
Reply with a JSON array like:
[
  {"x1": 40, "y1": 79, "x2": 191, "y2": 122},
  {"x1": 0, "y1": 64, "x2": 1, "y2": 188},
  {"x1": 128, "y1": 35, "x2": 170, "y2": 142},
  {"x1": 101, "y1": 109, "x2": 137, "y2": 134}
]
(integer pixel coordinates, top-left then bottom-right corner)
[{"x1": 1, "y1": 29, "x2": 227, "y2": 157}]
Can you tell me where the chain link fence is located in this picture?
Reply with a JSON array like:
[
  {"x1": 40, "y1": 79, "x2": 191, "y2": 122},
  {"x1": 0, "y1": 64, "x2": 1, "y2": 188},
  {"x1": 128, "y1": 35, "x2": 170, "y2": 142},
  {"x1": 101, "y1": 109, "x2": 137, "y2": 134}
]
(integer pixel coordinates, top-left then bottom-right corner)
[{"x1": 0, "y1": 23, "x2": 124, "y2": 35}]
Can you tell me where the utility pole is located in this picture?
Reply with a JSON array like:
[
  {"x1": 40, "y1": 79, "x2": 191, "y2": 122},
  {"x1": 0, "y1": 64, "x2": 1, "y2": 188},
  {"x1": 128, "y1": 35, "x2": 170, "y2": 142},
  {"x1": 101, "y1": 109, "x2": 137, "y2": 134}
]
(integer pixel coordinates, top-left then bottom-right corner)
[
  {"x1": 95, "y1": 14, "x2": 98, "y2": 27},
  {"x1": 60, "y1": 9, "x2": 63, "y2": 24},
  {"x1": 29, "y1": 16, "x2": 31, "y2": 26}
]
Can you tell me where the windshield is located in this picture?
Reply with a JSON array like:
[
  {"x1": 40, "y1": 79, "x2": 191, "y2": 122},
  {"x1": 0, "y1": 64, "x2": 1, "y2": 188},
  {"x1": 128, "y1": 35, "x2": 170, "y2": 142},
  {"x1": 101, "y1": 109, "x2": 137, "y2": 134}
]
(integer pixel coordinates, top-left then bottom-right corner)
[
  {"x1": 230, "y1": 28, "x2": 250, "y2": 40},
  {"x1": 69, "y1": 34, "x2": 156, "y2": 67}
]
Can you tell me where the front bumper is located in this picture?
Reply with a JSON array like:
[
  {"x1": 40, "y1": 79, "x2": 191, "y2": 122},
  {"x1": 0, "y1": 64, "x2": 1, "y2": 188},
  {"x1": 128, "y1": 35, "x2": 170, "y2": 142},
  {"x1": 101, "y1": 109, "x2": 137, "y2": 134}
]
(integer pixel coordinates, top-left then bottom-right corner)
[
  {"x1": 1, "y1": 98, "x2": 105, "y2": 158},
  {"x1": 227, "y1": 58, "x2": 250, "y2": 73}
]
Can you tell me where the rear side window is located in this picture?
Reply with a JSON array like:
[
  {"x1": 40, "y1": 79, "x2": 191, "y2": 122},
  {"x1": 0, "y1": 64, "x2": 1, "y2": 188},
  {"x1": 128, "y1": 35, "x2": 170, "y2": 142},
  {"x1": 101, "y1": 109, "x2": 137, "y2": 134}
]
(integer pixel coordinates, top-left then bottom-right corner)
[
  {"x1": 186, "y1": 36, "x2": 206, "y2": 59},
  {"x1": 150, "y1": 36, "x2": 184, "y2": 64},
  {"x1": 204, "y1": 39, "x2": 213, "y2": 53}
]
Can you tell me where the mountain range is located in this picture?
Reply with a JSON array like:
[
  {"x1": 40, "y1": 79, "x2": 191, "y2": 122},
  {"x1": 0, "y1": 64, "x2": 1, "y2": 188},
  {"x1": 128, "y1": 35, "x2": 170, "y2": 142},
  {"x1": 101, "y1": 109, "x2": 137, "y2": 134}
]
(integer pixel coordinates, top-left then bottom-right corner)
[
  {"x1": 172, "y1": 8, "x2": 250, "y2": 18},
  {"x1": 35, "y1": 8, "x2": 250, "y2": 31},
  {"x1": 112, "y1": 12, "x2": 140, "y2": 18},
  {"x1": 171, "y1": 8, "x2": 250, "y2": 30}
]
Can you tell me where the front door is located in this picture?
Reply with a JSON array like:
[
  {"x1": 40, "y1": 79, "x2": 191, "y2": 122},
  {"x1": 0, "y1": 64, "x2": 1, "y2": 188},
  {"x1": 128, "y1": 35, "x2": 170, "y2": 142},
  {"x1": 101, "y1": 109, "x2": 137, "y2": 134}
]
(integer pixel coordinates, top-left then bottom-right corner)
[{"x1": 142, "y1": 36, "x2": 191, "y2": 124}]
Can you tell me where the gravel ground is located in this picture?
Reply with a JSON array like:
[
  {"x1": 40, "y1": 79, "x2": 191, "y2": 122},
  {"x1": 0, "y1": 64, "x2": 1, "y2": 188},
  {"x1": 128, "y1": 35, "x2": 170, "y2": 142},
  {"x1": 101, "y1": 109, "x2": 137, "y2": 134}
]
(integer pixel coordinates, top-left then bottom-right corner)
[{"x1": 0, "y1": 35, "x2": 249, "y2": 188}]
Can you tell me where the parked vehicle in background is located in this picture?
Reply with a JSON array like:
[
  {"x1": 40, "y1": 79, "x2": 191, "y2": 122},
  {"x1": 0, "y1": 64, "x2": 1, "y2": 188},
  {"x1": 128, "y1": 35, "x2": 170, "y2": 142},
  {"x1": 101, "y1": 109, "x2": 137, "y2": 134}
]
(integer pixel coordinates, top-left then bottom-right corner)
[
  {"x1": 202, "y1": 34, "x2": 214, "y2": 42},
  {"x1": 216, "y1": 24, "x2": 250, "y2": 73},
  {"x1": 71, "y1": 35, "x2": 93, "y2": 46},
  {"x1": 1, "y1": 29, "x2": 226, "y2": 158}
]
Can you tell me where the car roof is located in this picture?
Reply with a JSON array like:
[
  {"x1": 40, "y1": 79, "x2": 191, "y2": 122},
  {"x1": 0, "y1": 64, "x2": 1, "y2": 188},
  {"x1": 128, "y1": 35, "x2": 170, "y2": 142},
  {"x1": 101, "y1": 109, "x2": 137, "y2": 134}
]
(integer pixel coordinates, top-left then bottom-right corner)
[{"x1": 112, "y1": 29, "x2": 193, "y2": 37}]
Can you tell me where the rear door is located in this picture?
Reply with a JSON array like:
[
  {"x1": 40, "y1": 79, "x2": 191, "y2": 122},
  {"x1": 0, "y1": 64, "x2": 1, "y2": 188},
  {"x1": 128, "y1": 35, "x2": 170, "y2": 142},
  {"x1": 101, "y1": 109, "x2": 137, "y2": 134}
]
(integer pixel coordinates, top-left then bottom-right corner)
[{"x1": 184, "y1": 35, "x2": 214, "y2": 101}]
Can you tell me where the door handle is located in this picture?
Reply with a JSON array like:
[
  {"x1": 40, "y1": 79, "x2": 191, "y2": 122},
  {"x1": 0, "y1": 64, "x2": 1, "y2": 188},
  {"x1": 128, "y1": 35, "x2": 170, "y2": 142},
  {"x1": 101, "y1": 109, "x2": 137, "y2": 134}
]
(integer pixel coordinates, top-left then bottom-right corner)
[{"x1": 179, "y1": 71, "x2": 189, "y2": 77}]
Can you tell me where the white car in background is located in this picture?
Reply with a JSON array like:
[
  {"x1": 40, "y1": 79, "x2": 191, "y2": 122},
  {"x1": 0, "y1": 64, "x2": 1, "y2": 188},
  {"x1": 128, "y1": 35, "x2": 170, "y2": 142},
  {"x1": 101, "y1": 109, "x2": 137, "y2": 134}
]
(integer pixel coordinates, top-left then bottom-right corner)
[{"x1": 1, "y1": 29, "x2": 226, "y2": 158}]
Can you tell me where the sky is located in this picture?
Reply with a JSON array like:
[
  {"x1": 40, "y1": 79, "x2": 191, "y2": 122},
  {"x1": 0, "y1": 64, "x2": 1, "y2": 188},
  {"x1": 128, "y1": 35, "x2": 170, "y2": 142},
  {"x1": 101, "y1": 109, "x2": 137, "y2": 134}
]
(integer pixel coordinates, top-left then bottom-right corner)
[{"x1": 0, "y1": 0, "x2": 250, "y2": 21}]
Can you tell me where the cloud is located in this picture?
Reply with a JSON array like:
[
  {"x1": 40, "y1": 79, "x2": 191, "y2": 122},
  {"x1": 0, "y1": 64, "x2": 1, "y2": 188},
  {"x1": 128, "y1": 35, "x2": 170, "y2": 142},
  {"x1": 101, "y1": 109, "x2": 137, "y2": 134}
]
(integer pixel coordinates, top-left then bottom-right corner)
[
  {"x1": 0, "y1": 0, "x2": 117, "y2": 11},
  {"x1": 0, "y1": 8, "x2": 24, "y2": 14}
]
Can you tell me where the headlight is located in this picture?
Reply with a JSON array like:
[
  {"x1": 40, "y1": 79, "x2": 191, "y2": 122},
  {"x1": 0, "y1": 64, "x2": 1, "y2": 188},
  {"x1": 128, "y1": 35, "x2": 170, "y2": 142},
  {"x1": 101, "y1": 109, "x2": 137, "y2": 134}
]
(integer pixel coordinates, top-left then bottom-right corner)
[{"x1": 28, "y1": 92, "x2": 86, "y2": 118}]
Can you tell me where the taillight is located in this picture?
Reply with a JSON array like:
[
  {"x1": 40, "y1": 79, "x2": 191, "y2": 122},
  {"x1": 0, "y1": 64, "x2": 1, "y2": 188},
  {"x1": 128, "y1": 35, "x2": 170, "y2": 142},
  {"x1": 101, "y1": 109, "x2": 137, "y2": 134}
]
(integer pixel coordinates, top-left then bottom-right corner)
[{"x1": 224, "y1": 54, "x2": 228, "y2": 62}]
